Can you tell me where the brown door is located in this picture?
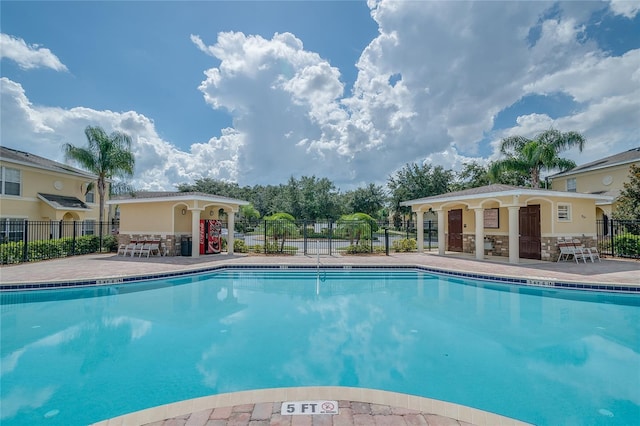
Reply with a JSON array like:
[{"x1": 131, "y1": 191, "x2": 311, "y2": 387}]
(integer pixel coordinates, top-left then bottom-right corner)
[
  {"x1": 448, "y1": 209, "x2": 463, "y2": 252},
  {"x1": 519, "y1": 205, "x2": 541, "y2": 260}
]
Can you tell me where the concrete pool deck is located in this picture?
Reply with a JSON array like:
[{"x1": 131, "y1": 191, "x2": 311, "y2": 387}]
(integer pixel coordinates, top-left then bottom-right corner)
[{"x1": 1, "y1": 251, "x2": 638, "y2": 425}]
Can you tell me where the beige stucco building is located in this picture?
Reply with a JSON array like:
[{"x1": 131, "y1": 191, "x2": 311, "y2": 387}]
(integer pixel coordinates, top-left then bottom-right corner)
[
  {"x1": 401, "y1": 184, "x2": 611, "y2": 264},
  {"x1": 548, "y1": 146, "x2": 640, "y2": 221},
  {"x1": 109, "y1": 191, "x2": 249, "y2": 257},
  {"x1": 0, "y1": 146, "x2": 104, "y2": 241}
]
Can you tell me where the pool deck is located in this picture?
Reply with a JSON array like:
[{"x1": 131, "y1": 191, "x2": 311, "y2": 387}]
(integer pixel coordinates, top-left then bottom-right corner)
[{"x1": 2, "y1": 252, "x2": 638, "y2": 426}]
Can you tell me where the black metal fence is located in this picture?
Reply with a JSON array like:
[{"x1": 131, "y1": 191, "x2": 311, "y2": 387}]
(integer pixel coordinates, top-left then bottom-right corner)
[
  {"x1": 0, "y1": 220, "x2": 114, "y2": 264},
  {"x1": 234, "y1": 218, "x2": 439, "y2": 256},
  {"x1": 0, "y1": 218, "x2": 440, "y2": 264},
  {"x1": 596, "y1": 219, "x2": 640, "y2": 259}
]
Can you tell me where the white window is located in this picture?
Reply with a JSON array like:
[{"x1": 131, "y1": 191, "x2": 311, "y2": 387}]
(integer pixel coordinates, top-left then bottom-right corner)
[
  {"x1": 86, "y1": 188, "x2": 95, "y2": 203},
  {"x1": 566, "y1": 178, "x2": 576, "y2": 192},
  {"x1": 82, "y1": 220, "x2": 96, "y2": 236},
  {"x1": 0, "y1": 218, "x2": 25, "y2": 242},
  {"x1": 1, "y1": 167, "x2": 21, "y2": 196},
  {"x1": 557, "y1": 204, "x2": 571, "y2": 222}
]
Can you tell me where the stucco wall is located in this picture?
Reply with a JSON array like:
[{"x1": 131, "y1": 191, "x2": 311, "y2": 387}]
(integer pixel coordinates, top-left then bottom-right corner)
[
  {"x1": 551, "y1": 162, "x2": 636, "y2": 194},
  {"x1": 0, "y1": 162, "x2": 102, "y2": 221}
]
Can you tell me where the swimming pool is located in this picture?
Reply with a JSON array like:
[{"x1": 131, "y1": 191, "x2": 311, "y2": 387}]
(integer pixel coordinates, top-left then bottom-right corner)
[{"x1": 1, "y1": 268, "x2": 638, "y2": 425}]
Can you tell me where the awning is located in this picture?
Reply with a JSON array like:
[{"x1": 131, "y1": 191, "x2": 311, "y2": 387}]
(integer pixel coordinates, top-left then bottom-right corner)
[{"x1": 38, "y1": 193, "x2": 90, "y2": 210}]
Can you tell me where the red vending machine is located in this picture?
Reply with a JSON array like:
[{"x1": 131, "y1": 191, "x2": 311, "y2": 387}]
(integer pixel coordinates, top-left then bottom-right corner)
[{"x1": 199, "y1": 219, "x2": 222, "y2": 254}]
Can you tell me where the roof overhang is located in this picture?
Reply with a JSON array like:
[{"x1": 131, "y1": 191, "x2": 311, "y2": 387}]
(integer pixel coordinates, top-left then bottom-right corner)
[
  {"x1": 107, "y1": 191, "x2": 250, "y2": 206},
  {"x1": 38, "y1": 193, "x2": 90, "y2": 211},
  {"x1": 401, "y1": 187, "x2": 614, "y2": 207}
]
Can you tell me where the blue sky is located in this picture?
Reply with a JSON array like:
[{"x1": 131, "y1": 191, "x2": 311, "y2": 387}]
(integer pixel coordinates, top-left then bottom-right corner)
[{"x1": 1, "y1": 1, "x2": 639, "y2": 191}]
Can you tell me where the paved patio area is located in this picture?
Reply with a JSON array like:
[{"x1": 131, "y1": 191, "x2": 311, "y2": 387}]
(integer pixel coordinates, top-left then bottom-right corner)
[{"x1": 2, "y1": 252, "x2": 637, "y2": 426}]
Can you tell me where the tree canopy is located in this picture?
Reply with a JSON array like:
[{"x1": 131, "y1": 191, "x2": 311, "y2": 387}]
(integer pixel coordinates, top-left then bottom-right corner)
[
  {"x1": 613, "y1": 164, "x2": 640, "y2": 221},
  {"x1": 490, "y1": 129, "x2": 585, "y2": 188},
  {"x1": 63, "y1": 125, "x2": 135, "y2": 223}
]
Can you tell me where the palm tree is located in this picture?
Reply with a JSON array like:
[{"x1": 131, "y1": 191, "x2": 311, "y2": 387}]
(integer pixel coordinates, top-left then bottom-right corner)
[
  {"x1": 489, "y1": 129, "x2": 585, "y2": 188},
  {"x1": 63, "y1": 126, "x2": 135, "y2": 223},
  {"x1": 337, "y1": 213, "x2": 378, "y2": 246}
]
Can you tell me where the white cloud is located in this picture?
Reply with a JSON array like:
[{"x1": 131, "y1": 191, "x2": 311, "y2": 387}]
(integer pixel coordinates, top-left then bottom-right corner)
[
  {"x1": 0, "y1": 33, "x2": 68, "y2": 71},
  {"x1": 0, "y1": 77, "x2": 243, "y2": 191},
  {"x1": 3, "y1": 1, "x2": 638, "y2": 192},
  {"x1": 609, "y1": 0, "x2": 640, "y2": 18}
]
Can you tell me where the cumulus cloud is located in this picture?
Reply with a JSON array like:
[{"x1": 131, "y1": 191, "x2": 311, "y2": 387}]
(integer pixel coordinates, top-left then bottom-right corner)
[
  {"x1": 0, "y1": 77, "x2": 242, "y2": 190},
  {"x1": 609, "y1": 0, "x2": 640, "y2": 18},
  {"x1": 0, "y1": 33, "x2": 68, "y2": 71},
  {"x1": 2, "y1": 1, "x2": 638, "y2": 192},
  {"x1": 192, "y1": 1, "x2": 638, "y2": 185}
]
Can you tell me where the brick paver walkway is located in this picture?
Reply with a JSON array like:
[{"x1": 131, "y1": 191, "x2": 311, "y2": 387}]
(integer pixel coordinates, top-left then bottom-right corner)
[{"x1": 143, "y1": 401, "x2": 474, "y2": 426}]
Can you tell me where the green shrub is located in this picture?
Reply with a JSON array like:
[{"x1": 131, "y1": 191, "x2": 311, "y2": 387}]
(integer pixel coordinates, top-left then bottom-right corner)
[
  {"x1": 613, "y1": 234, "x2": 640, "y2": 257},
  {"x1": 392, "y1": 238, "x2": 417, "y2": 252},
  {"x1": 345, "y1": 242, "x2": 372, "y2": 254},
  {"x1": 234, "y1": 239, "x2": 248, "y2": 253},
  {"x1": 103, "y1": 235, "x2": 119, "y2": 252}
]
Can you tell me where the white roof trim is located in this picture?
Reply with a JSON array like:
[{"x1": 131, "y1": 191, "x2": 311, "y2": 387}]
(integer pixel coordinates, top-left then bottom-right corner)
[
  {"x1": 107, "y1": 194, "x2": 249, "y2": 206},
  {"x1": 401, "y1": 189, "x2": 613, "y2": 206}
]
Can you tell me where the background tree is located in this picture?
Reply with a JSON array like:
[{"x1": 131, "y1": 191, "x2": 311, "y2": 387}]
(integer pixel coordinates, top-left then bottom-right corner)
[
  {"x1": 452, "y1": 162, "x2": 492, "y2": 191},
  {"x1": 387, "y1": 163, "x2": 453, "y2": 226},
  {"x1": 343, "y1": 184, "x2": 387, "y2": 219},
  {"x1": 489, "y1": 129, "x2": 585, "y2": 188},
  {"x1": 613, "y1": 164, "x2": 640, "y2": 221},
  {"x1": 63, "y1": 126, "x2": 135, "y2": 223}
]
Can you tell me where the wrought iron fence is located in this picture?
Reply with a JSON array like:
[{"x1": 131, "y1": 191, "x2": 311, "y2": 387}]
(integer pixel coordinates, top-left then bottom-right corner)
[
  {"x1": 0, "y1": 218, "x2": 440, "y2": 264},
  {"x1": 0, "y1": 220, "x2": 114, "y2": 264},
  {"x1": 234, "y1": 219, "x2": 438, "y2": 256},
  {"x1": 596, "y1": 219, "x2": 640, "y2": 259}
]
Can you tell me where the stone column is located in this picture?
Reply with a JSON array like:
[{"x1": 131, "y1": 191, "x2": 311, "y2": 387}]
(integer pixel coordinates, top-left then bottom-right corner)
[
  {"x1": 474, "y1": 208, "x2": 484, "y2": 260},
  {"x1": 508, "y1": 206, "x2": 520, "y2": 264},
  {"x1": 191, "y1": 209, "x2": 201, "y2": 258},
  {"x1": 416, "y1": 210, "x2": 424, "y2": 254},
  {"x1": 227, "y1": 210, "x2": 235, "y2": 255},
  {"x1": 437, "y1": 209, "x2": 446, "y2": 255}
]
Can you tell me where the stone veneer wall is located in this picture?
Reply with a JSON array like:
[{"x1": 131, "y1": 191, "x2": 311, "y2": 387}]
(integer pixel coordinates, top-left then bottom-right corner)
[
  {"x1": 460, "y1": 234, "x2": 597, "y2": 262},
  {"x1": 461, "y1": 234, "x2": 509, "y2": 258}
]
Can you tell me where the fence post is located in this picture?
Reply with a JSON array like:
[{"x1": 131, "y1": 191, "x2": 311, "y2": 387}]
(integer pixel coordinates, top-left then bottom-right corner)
[
  {"x1": 99, "y1": 221, "x2": 104, "y2": 253},
  {"x1": 303, "y1": 220, "x2": 307, "y2": 255},
  {"x1": 72, "y1": 221, "x2": 77, "y2": 256},
  {"x1": 22, "y1": 219, "x2": 29, "y2": 262},
  {"x1": 385, "y1": 227, "x2": 389, "y2": 256},
  {"x1": 427, "y1": 220, "x2": 433, "y2": 251},
  {"x1": 609, "y1": 218, "x2": 615, "y2": 257},
  {"x1": 263, "y1": 219, "x2": 267, "y2": 254},
  {"x1": 328, "y1": 221, "x2": 333, "y2": 256},
  {"x1": 369, "y1": 223, "x2": 373, "y2": 253}
]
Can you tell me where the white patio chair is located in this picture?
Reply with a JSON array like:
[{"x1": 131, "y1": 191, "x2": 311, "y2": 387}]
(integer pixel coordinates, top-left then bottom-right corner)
[{"x1": 138, "y1": 240, "x2": 161, "y2": 258}]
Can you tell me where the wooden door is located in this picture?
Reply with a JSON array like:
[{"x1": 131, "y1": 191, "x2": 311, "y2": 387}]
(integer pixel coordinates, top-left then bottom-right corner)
[
  {"x1": 519, "y1": 205, "x2": 541, "y2": 260},
  {"x1": 448, "y1": 209, "x2": 463, "y2": 252}
]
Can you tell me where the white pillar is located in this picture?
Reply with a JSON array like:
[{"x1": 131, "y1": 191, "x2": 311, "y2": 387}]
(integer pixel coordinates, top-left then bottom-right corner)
[
  {"x1": 416, "y1": 210, "x2": 424, "y2": 253},
  {"x1": 474, "y1": 208, "x2": 484, "y2": 260},
  {"x1": 437, "y1": 209, "x2": 446, "y2": 255},
  {"x1": 227, "y1": 211, "x2": 235, "y2": 255},
  {"x1": 508, "y1": 206, "x2": 520, "y2": 264},
  {"x1": 191, "y1": 210, "x2": 201, "y2": 258}
]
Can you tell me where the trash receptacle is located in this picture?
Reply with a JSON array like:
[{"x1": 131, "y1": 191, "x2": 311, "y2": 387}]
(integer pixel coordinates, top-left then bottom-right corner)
[{"x1": 180, "y1": 236, "x2": 192, "y2": 256}]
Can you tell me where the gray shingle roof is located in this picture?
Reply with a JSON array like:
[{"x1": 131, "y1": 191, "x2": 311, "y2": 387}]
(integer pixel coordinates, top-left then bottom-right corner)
[
  {"x1": 0, "y1": 146, "x2": 97, "y2": 179},
  {"x1": 550, "y1": 147, "x2": 640, "y2": 178},
  {"x1": 38, "y1": 193, "x2": 89, "y2": 210}
]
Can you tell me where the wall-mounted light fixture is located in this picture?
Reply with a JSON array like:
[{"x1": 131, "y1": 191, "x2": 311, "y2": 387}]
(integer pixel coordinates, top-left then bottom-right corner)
[
  {"x1": 210, "y1": 210, "x2": 215, "y2": 216},
  {"x1": 181, "y1": 208, "x2": 186, "y2": 215}
]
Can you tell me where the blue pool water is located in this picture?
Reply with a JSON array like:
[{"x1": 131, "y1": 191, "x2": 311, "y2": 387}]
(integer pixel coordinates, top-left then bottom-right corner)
[{"x1": 1, "y1": 269, "x2": 639, "y2": 425}]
